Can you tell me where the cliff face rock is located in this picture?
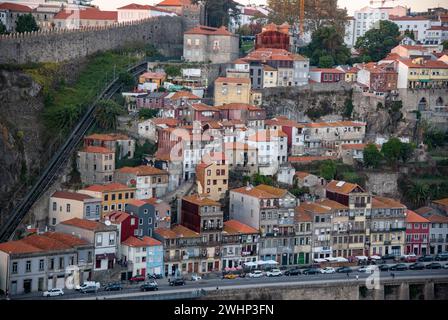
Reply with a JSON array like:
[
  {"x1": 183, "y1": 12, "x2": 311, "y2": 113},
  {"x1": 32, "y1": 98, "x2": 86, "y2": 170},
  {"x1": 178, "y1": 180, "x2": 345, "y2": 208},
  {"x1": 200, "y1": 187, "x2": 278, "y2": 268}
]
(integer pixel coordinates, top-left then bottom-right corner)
[{"x1": 0, "y1": 69, "x2": 46, "y2": 223}]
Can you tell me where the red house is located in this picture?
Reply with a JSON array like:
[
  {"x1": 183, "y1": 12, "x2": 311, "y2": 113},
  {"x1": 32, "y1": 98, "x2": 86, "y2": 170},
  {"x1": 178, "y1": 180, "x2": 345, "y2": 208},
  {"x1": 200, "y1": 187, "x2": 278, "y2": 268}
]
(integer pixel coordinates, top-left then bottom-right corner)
[
  {"x1": 191, "y1": 103, "x2": 221, "y2": 122},
  {"x1": 309, "y1": 68, "x2": 344, "y2": 83},
  {"x1": 405, "y1": 209, "x2": 430, "y2": 256},
  {"x1": 103, "y1": 211, "x2": 137, "y2": 243},
  {"x1": 255, "y1": 23, "x2": 290, "y2": 51}
]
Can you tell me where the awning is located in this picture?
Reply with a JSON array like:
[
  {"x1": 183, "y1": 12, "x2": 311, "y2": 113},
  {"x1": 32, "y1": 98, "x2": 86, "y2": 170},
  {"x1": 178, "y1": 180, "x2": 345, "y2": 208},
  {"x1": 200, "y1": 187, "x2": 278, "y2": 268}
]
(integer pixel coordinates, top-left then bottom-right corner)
[
  {"x1": 244, "y1": 262, "x2": 257, "y2": 267},
  {"x1": 264, "y1": 260, "x2": 279, "y2": 265},
  {"x1": 370, "y1": 255, "x2": 382, "y2": 260},
  {"x1": 356, "y1": 255, "x2": 368, "y2": 260}
]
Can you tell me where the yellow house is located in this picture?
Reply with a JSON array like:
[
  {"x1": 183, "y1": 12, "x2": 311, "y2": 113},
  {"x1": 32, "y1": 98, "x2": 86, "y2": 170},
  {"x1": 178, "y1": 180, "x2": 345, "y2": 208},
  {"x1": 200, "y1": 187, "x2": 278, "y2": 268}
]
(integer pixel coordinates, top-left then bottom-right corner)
[
  {"x1": 262, "y1": 64, "x2": 278, "y2": 88},
  {"x1": 397, "y1": 58, "x2": 448, "y2": 89},
  {"x1": 138, "y1": 72, "x2": 167, "y2": 87},
  {"x1": 196, "y1": 153, "x2": 229, "y2": 201},
  {"x1": 214, "y1": 77, "x2": 251, "y2": 106},
  {"x1": 78, "y1": 183, "x2": 137, "y2": 217}
]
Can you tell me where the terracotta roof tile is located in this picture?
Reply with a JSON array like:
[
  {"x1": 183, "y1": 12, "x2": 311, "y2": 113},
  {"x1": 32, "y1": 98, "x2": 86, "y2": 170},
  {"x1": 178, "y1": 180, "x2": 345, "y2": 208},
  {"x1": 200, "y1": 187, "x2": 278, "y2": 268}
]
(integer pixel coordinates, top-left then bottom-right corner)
[
  {"x1": 157, "y1": 0, "x2": 192, "y2": 6},
  {"x1": 51, "y1": 191, "x2": 95, "y2": 201},
  {"x1": 231, "y1": 184, "x2": 287, "y2": 199},
  {"x1": 80, "y1": 146, "x2": 113, "y2": 154},
  {"x1": 0, "y1": 2, "x2": 31, "y2": 12},
  {"x1": 155, "y1": 225, "x2": 200, "y2": 239},
  {"x1": 170, "y1": 91, "x2": 200, "y2": 100},
  {"x1": 103, "y1": 211, "x2": 131, "y2": 223},
  {"x1": 406, "y1": 210, "x2": 430, "y2": 223},
  {"x1": 82, "y1": 183, "x2": 132, "y2": 192},
  {"x1": 295, "y1": 171, "x2": 312, "y2": 179},
  {"x1": 54, "y1": 8, "x2": 117, "y2": 21},
  {"x1": 118, "y1": 165, "x2": 168, "y2": 176},
  {"x1": 183, "y1": 194, "x2": 221, "y2": 206},
  {"x1": 60, "y1": 218, "x2": 115, "y2": 231},
  {"x1": 310, "y1": 68, "x2": 345, "y2": 73},
  {"x1": 122, "y1": 236, "x2": 161, "y2": 247},
  {"x1": 185, "y1": 25, "x2": 233, "y2": 36},
  {"x1": 423, "y1": 213, "x2": 448, "y2": 223},
  {"x1": 223, "y1": 220, "x2": 259, "y2": 235},
  {"x1": 215, "y1": 77, "x2": 251, "y2": 84},
  {"x1": 326, "y1": 180, "x2": 365, "y2": 195},
  {"x1": 432, "y1": 198, "x2": 448, "y2": 207},
  {"x1": 294, "y1": 206, "x2": 313, "y2": 222}
]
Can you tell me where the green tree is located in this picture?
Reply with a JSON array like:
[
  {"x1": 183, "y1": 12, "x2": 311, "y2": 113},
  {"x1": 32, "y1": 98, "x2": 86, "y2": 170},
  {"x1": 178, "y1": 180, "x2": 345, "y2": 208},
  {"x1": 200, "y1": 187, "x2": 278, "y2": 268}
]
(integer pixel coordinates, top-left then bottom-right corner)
[
  {"x1": 343, "y1": 98, "x2": 354, "y2": 119},
  {"x1": 363, "y1": 143, "x2": 382, "y2": 168},
  {"x1": 164, "y1": 65, "x2": 182, "y2": 77},
  {"x1": 236, "y1": 24, "x2": 251, "y2": 36},
  {"x1": 95, "y1": 100, "x2": 125, "y2": 130},
  {"x1": 403, "y1": 29, "x2": 415, "y2": 40},
  {"x1": 15, "y1": 13, "x2": 39, "y2": 33},
  {"x1": 192, "y1": 0, "x2": 240, "y2": 28},
  {"x1": 318, "y1": 55, "x2": 334, "y2": 68},
  {"x1": 251, "y1": 173, "x2": 274, "y2": 186},
  {"x1": 406, "y1": 182, "x2": 430, "y2": 207},
  {"x1": 399, "y1": 143, "x2": 415, "y2": 163},
  {"x1": 424, "y1": 128, "x2": 447, "y2": 150},
  {"x1": 319, "y1": 160, "x2": 337, "y2": 180},
  {"x1": 0, "y1": 21, "x2": 7, "y2": 35},
  {"x1": 442, "y1": 40, "x2": 448, "y2": 50},
  {"x1": 355, "y1": 20, "x2": 400, "y2": 62},
  {"x1": 381, "y1": 137, "x2": 402, "y2": 166},
  {"x1": 138, "y1": 108, "x2": 158, "y2": 120},
  {"x1": 118, "y1": 71, "x2": 136, "y2": 91},
  {"x1": 305, "y1": 26, "x2": 350, "y2": 66}
]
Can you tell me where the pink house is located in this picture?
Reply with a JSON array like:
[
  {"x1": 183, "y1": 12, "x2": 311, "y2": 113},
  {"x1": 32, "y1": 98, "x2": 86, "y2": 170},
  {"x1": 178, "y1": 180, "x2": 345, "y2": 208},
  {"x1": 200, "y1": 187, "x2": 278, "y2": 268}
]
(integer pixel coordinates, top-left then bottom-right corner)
[{"x1": 406, "y1": 209, "x2": 430, "y2": 256}]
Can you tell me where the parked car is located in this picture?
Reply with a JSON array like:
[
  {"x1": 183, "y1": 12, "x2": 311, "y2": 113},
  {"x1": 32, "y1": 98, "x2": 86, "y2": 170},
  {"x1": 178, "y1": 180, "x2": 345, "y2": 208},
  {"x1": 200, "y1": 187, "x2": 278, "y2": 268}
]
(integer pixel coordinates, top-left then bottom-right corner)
[
  {"x1": 401, "y1": 254, "x2": 417, "y2": 263},
  {"x1": 382, "y1": 254, "x2": 398, "y2": 261},
  {"x1": 266, "y1": 268, "x2": 283, "y2": 277},
  {"x1": 426, "y1": 262, "x2": 442, "y2": 269},
  {"x1": 248, "y1": 270, "x2": 264, "y2": 278},
  {"x1": 223, "y1": 273, "x2": 239, "y2": 280},
  {"x1": 443, "y1": 263, "x2": 448, "y2": 269},
  {"x1": 80, "y1": 285, "x2": 99, "y2": 293},
  {"x1": 409, "y1": 262, "x2": 425, "y2": 270},
  {"x1": 303, "y1": 268, "x2": 322, "y2": 275},
  {"x1": 390, "y1": 263, "x2": 408, "y2": 271},
  {"x1": 75, "y1": 281, "x2": 100, "y2": 291},
  {"x1": 169, "y1": 278, "x2": 185, "y2": 286},
  {"x1": 140, "y1": 281, "x2": 158, "y2": 291},
  {"x1": 379, "y1": 264, "x2": 390, "y2": 272},
  {"x1": 336, "y1": 267, "x2": 353, "y2": 273},
  {"x1": 321, "y1": 267, "x2": 336, "y2": 274},
  {"x1": 435, "y1": 253, "x2": 448, "y2": 261},
  {"x1": 284, "y1": 268, "x2": 301, "y2": 276},
  {"x1": 418, "y1": 255, "x2": 434, "y2": 262},
  {"x1": 43, "y1": 288, "x2": 64, "y2": 297},
  {"x1": 358, "y1": 266, "x2": 375, "y2": 273},
  {"x1": 129, "y1": 275, "x2": 146, "y2": 283},
  {"x1": 190, "y1": 274, "x2": 202, "y2": 281},
  {"x1": 103, "y1": 282, "x2": 123, "y2": 291}
]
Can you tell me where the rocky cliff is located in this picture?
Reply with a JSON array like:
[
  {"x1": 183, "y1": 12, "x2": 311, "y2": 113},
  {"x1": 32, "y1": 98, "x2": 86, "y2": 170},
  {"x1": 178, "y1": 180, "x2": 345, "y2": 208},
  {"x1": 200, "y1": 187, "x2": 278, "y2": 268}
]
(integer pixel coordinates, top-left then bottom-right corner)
[{"x1": 0, "y1": 69, "x2": 46, "y2": 225}]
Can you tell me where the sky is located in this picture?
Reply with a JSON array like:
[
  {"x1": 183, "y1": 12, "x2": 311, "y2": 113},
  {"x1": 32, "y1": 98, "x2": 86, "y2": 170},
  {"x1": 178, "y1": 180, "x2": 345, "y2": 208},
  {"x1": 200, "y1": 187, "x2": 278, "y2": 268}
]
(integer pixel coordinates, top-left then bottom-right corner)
[{"x1": 92, "y1": 0, "x2": 447, "y2": 14}]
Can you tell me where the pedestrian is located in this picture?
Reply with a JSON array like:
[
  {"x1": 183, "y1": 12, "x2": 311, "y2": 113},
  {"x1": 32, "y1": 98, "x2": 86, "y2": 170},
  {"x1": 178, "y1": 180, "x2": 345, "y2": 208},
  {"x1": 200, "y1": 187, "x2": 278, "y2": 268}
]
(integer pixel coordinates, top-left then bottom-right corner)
[
  {"x1": 355, "y1": 275, "x2": 359, "y2": 280},
  {"x1": 346, "y1": 272, "x2": 350, "y2": 278},
  {"x1": 391, "y1": 272, "x2": 395, "y2": 279}
]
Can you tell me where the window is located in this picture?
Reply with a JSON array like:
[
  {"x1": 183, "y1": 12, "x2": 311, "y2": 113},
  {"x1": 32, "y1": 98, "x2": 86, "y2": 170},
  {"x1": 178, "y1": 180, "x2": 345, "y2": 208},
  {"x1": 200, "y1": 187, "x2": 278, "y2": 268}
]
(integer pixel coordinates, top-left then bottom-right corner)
[
  {"x1": 59, "y1": 257, "x2": 64, "y2": 269},
  {"x1": 96, "y1": 234, "x2": 103, "y2": 246},
  {"x1": 26, "y1": 260, "x2": 31, "y2": 272},
  {"x1": 109, "y1": 233, "x2": 115, "y2": 245},
  {"x1": 148, "y1": 218, "x2": 152, "y2": 224},
  {"x1": 66, "y1": 204, "x2": 71, "y2": 212},
  {"x1": 39, "y1": 259, "x2": 44, "y2": 271},
  {"x1": 139, "y1": 218, "x2": 143, "y2": 225},
  {"x1": 12, "y1": 262, "x2": 18, "y2": 274},
  {"x1": 52, "y1": 202, "x2": 57, "y2": 211}
]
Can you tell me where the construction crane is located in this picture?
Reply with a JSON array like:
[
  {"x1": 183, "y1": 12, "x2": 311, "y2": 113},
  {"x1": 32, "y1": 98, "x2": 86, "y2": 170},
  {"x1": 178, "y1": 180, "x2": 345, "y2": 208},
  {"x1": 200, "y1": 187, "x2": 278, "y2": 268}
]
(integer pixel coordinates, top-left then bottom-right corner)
[{"x1": 369, "y1": 0, "x2": 396, "y2": 6}]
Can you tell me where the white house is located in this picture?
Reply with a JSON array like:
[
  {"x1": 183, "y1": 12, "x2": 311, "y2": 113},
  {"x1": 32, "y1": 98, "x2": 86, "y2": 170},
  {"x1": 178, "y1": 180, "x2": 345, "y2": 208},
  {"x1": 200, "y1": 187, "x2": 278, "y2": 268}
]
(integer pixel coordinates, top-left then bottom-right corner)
[
  {"x1": 121, "y1": 236, "x2": 162, "y2": 277},
  {"x1": 117, "y1": 3, "x2": 176, "y2": 23},
  {"x1": 390, "y1": 16, "x2": 434, "y2": 44},
  {"x1": 277, "y1": 164, "x2": 296, "y2": 186}
]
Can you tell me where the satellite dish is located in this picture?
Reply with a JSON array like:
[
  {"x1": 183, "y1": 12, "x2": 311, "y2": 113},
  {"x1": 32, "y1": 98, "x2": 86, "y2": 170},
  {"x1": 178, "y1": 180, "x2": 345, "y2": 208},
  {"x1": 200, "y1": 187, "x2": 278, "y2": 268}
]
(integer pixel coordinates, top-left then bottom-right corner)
[{"x1": 105, "y1": 220, "x2": 111, "y2": 226}]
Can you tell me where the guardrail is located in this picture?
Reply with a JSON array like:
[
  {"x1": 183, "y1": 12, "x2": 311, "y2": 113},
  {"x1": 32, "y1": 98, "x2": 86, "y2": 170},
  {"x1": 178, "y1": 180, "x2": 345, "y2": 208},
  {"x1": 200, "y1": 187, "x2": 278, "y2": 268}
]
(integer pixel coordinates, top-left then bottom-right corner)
[{"x1": 0, "y1": 61, "x2": 148, "y2": 242}]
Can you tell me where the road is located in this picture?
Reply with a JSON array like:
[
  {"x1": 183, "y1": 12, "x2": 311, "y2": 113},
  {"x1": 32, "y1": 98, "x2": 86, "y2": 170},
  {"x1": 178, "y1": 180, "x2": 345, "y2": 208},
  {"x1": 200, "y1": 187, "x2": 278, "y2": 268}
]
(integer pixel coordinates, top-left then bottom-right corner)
[{"x1": 12, "y1": 264, "x2": 448, "y2": 300}]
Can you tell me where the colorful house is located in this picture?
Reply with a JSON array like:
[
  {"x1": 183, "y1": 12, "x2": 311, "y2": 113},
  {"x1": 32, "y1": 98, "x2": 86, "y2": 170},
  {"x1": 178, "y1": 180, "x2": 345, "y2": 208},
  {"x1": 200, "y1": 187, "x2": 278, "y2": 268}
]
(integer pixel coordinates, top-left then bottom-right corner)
[
  {"x1": 405, "y1": 209, "x2": 430, "y2": 256},
  {"x1": 121, "y1": 236, "x2": 164, "y2": 277}
]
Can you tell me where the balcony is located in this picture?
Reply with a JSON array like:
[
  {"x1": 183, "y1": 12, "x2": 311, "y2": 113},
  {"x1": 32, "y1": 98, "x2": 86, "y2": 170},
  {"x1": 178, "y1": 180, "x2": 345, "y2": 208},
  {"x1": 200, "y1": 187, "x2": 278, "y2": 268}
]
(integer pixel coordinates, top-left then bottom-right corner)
[
  {"x1": 278, "y1": 217, "x2": 294, "y2": 226},
  {"x1": 430, "y1": 238, "x2": 446, "y2": 243}
]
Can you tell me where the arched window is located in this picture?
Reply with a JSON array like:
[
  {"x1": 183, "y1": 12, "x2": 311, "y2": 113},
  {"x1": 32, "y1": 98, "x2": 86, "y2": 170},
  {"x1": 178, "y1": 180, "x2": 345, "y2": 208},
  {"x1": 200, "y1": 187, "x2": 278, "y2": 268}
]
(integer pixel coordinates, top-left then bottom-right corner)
[
  {"x1": 436, "y1": 97, "x2": 444, "y2": 106},
  {"x1": 418, "y1": 97, "x2": 427, "y2": 111}
]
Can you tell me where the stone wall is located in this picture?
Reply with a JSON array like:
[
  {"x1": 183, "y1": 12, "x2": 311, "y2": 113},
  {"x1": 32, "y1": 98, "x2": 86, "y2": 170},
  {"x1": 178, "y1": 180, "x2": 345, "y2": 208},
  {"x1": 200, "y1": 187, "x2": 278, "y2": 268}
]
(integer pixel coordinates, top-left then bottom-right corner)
[
  {"x1": 261, "y1": 82, "x2": 353, "y2": 121},
  {"x1": 0, "y1": 16, "x2": 185, "y2": 65},
  {"x1": 365, "y1": 171, "x2": 400, "y2": 197}
]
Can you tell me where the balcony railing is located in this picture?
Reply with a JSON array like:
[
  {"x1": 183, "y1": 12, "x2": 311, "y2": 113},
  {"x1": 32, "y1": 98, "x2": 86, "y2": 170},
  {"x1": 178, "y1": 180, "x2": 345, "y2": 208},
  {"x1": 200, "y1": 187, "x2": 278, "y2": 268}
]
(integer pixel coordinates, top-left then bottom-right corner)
[
  {"x1": 278, "y1": 217, "x2": 294, "y2": 226},
  {"x1": 430, "y1": 238, "x2": 446, "y2": 243}
]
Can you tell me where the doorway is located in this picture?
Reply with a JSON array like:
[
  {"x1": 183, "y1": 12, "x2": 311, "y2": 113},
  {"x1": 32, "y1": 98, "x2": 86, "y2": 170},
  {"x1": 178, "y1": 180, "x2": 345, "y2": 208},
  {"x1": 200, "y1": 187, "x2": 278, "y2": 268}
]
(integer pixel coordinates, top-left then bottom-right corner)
[{"x1": 23, "y1": 279, "x2": 32, "y2": 294}]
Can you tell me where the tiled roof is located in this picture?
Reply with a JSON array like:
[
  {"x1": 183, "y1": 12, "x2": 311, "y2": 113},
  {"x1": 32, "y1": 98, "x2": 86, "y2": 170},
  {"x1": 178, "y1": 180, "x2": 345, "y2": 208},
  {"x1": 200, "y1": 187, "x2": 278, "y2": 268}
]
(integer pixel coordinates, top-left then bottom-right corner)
[
  {"x1": 0, "y1": 2, "x2": 31, "y2": 12},
  {"x1": 155, "y1": 225, "x2": 200, "y2": 239},
  {"x1": 223, "y1": 220, "x2": 259, "y2": 235},
  {"x1": 399, "y1": 59, "x2": 448, "y2": 69},
  {"x1": 185, "y1": 25, "x2": 233, "y2": 36},
  {"x1": 423, "y1": 213, "x2": 448, "y2": 223},
  {"x1": 192, "y1": 103, "x2": 219, "y2": 112},
  {"x1": 150, "y1": 118, "x2": 179, "y2": 126},
  {"x1": 170, "y1": 90, "x2": 200, "y2": 100},
  {"x1": 406, "y1": 210, "x2": 430, "y2": 223},
  {"x1": 414, "y1": 206, "x2": 435, "y2": 215},
  {"x1": 140, "y1": 72, "x2": 166, "y2": 79},
  {"x1": 316, "y1": 199, "x2": 348, "y2": 210},
  {"x1": 85, "y1": 133, "x2": 130, "y2": 141},
  {"x1": 60, "y1": 218, "x2": 115, "y2": 231},
  {"x1": 144, "y1": 198, "x2": 166, "y2": 205},
  {"x1": 215, "y1": 77, "x2": 251, "y2": 84},
  {"x1": 231, "y1": 184, "x2": 287, "y2": 199},
  {"x1": 80, "y1": 146, "x2": 113, "y2": 154},
  {"x1": 0, "y1": 232, "x2": 88, "y2": 255},
  {"x1": 232, "y1": 58, "x2": 249, "y2": 64},
  {"x1": 288, "y1": 156, "x2": 337, "y2": 163},
  {"x1": 294, "y1": 206, "x2": 313, "y2": 222},
  {"x1": 183, "y1": 194, "x2": 221, "y2": 206},
  {"x1": 310, "y1": 68, "x2": 345, "y2": 73},
  {"x1": 433, "y1": 198, "x2": 448, "y2": 206},
  {"x1": 341, "y1": 143, "x2": 368, "y2": 150},
  {"x1": 82, "y1": 183, "x2": 131, "y2": 192},
  {"x1": 117, "y1": 165, "x2": 168, "y2": 176},
  {"x1": 215, "y1": 103, "x2": 262, "y2": 111},
  {"x1": 157, "y1": 0, "x2": 192, "y2": 6},
  {"x1": 295, "y1": 171, "x2": 312, "y2": 179},
  {"x1": 127, "y1": 199, "x2": 149, "y2": 207},
  {"x1": 201, "y1": 152, "x2": 226, "y2": 162},
  {"x1": 299, "y1": 202, "x2": 332, "y2": 214},
  {"x1": 372, "y1": 196, "x2": 406, "y2": 209},
  {"x1": 122, "y1": 236, "x2": 162, "y2": 247},
  {"x1": 54, "y1": 8, "x2": 118, "y2": 20},
  {"x1": 244, "y1": 48, "x2": 295, "y2": 62},
  {"x1": 326, "y1": 180, "x2": 365, "y2": 195},
  {"x1": 390, "y1": 15, "x2": 429, "y2": 20},
  {"x1": 51, "y1": 191, "x2": 94, "y2": 201},
  {"x1": 103, "y1": 211, "x2": 131, "y2": 223}
]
